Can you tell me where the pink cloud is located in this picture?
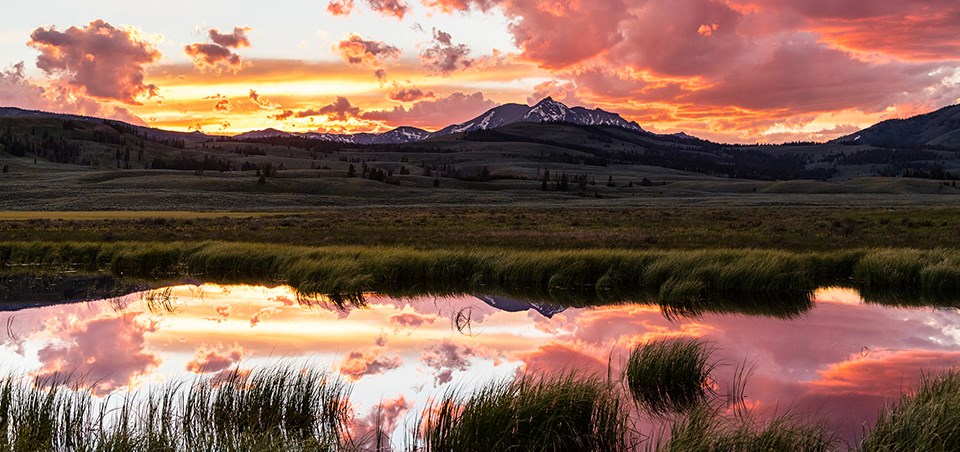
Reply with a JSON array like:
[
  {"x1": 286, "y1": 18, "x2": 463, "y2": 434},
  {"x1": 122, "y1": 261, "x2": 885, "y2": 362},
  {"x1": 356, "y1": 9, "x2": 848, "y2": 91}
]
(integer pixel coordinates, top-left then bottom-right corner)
[
  {"x1": 362, "y1": 91, "x2": 496, "y2": 129},
  {"x1": 27, "y1": 20, "x2": 160, "y2": 105},
  {"x1": 388, "y1": 312, "x2": 437, "y2": 329},
  {"x1": 420, "y1": 29, "x2": 473, "y2": 75},
  {"x1": 340, "y1": 350, "x2": 403, "y2": 381},
  {"x1": 349, "y1": 396, "x2": 411, "y2": 450},
  {"x1": 367, "y1": 0, "x2": 410, "y2": 19},
  {"x1": 34, "y1": 313, "x2": 160, "y2": 396},
  {"x1": 420, "y1": 339, "x2": 476, "y2": 385},
  {"x1": 517, "y1": 343, "x2": 607, "y2": 376}
]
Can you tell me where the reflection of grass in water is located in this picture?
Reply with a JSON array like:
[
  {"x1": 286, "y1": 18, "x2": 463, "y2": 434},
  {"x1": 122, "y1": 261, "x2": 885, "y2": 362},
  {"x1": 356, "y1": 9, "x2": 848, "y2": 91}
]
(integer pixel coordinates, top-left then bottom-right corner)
[
  {"x1": 413, "y1": 373, "x2": 632, "y2": 452},
  {"x1": 0, "y1": 367, "x2": 353, "y2": 451},
  {"x1": 860, "y1": 371, "x2": 960, "y2": 451},
  {"x1": 6, "y1": 242, "x2": 960, "y2": 313},
  {"x1": 626, "y1": 338, "x2": 715, "y2": 415}
]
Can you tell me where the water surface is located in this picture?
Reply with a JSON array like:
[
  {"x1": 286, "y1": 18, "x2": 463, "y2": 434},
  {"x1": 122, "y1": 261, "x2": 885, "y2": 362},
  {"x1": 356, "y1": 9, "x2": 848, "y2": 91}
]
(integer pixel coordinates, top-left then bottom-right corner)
[{"x1": 1, "y1": 285, "x2": 958, "y2": 446}]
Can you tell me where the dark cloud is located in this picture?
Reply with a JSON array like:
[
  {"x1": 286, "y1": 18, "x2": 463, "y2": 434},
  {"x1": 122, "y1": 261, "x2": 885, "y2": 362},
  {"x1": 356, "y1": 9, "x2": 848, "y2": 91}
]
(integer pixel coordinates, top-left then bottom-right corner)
[
  {"x1": 420, "y1": 339, "x2": 475, "y2": 385},
  {"x1": 184, "y1": 26, "x2": 252, "y2": 73},
  {"x1": 388, "y1": 82, "x2": 435, "y2": 102},
  {"x1": 208, "y1": 27, "x2": 252, "y2": 48},
  {"x1": 367, "y1": 0, "x2": 410, "y2": 19},
  {"x1": 420, "y1": 29, "x2": 473, "y2": 75},
  {"x1": 295, "y1": 96, "x2": 361, "y2": 120},
  {"x1": 336, "y1": 34, "x2": 401, "y2": 66}
]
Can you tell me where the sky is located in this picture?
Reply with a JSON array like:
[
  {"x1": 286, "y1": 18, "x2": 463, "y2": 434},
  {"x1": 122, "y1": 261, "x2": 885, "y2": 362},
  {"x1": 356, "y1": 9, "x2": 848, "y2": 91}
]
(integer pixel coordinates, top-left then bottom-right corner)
[{"x1": 1, "y1": 0, "x2": 960, "y2": 143}]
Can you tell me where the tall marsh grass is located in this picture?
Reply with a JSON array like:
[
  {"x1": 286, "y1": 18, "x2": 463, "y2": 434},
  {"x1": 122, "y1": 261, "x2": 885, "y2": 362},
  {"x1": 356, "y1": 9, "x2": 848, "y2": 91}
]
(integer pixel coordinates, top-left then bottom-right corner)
[
  {"x1": 625, "y1": 338, "x2": 715, "y2": 415},
  {"x1": 859, "y1": 371, "x2": 960, "y2": 451},
  {"x1": 412, "y1": 373, "x2": 632, "y2": 451},
  {"x1": 0, "y1": 367, "x2": 352, "y2": 451}
]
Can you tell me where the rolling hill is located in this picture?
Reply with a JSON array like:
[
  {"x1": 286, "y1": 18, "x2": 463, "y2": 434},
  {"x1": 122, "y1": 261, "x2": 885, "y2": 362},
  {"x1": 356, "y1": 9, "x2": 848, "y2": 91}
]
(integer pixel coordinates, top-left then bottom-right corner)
[{"x1": 834, "y1": 104, "x2": 960, "y2": 150}]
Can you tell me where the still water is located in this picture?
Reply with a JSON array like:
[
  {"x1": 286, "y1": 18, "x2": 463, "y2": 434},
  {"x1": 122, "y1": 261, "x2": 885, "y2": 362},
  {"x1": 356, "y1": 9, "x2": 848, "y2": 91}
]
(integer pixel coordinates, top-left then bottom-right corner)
[{"x1": 1, "y1": 285, "x2": 958, "y2": 445}]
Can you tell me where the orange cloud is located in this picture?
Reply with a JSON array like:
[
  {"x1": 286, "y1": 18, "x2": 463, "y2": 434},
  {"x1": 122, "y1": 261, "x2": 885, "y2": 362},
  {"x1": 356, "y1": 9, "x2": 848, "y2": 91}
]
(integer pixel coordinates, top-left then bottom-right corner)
[
  {"x1": 336, "y1": 34, "x2": 401, "y2": 66},
  {"x1": 340, "y1": 349, "x2": 403, "y2": 381},
  {"x1": 328, "y1": 0, "x2": 355, "y2": 15},
  {"x1": 28, "y1": 20, "x2": 160, "y2": 105},
  {"x1": 185, "y1": 344, "x2": 244, "y2": 374}
]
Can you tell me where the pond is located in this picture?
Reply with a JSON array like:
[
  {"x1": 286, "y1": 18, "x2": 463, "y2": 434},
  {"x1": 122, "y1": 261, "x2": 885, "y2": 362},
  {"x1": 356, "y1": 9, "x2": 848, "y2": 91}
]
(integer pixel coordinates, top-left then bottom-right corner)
[{"x1": 0, "y1": 284, "x2": 958, "y2": 448}]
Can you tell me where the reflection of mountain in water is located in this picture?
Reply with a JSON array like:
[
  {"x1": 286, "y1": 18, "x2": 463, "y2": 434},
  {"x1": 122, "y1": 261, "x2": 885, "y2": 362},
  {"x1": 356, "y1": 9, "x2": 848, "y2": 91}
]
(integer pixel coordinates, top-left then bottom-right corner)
[{"x1": 474, "y1": 295, "x2": 567, "y2": 318}]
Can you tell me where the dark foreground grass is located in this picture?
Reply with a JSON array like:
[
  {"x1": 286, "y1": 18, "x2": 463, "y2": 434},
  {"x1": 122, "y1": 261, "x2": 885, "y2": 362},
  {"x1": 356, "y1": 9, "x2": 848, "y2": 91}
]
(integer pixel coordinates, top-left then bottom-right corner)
[
  {"x1": 0, "y1": 358, "x2": 955, "y2": 450},
  {"x1": 626, "y1": 338, "x2": 715, "y2": 415},
  {"x1": 656, "y1": 405, "x2": 838, "y2": 452},
  {"x1": 0, "y1": 367, "x2": 352, "y2": 451},
  {"x1": 413, "y1": 373, "x2": 632, "y2": 451},
  {"x1": 859, "y1": 371, "x2": 960, "y2": 451}
]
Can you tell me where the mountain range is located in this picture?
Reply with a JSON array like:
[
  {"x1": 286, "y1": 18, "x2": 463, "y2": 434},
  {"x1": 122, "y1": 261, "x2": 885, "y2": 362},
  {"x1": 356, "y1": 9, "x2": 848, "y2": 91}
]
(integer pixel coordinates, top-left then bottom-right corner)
[
  {"x1": 233, "y1": 97, "x2": 646, "y2": 144},
  {"x1": 5, "y1": 99, "x2": 960, "y2": 151}
]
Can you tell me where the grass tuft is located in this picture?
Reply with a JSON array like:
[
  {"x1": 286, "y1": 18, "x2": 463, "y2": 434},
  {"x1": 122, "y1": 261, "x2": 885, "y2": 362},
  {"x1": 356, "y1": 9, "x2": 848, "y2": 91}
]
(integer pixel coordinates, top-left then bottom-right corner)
[{"x1": 625, "y1": 338, "x2": 714, "y2": 415}]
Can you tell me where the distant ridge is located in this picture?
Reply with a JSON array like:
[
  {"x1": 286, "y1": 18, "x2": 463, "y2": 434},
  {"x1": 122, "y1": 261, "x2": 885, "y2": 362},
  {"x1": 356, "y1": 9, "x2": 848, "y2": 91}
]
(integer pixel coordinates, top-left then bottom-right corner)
[{"x1": 833, "y1": 103, "x2": 960, "y2": 150}]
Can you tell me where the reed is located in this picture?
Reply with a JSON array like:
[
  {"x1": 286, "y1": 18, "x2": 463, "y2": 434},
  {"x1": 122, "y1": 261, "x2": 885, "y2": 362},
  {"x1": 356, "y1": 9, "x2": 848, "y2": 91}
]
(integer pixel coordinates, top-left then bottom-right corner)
[
  {"x1": 859, "y1": 371, "x2": 960, "y2": 451},
  {"x1": 655, "y1": 405, "x2": 837, "y2": 452},
  {"x1": 413, "y1": 373, "x2": 632, "y2": 452},
  {"x1": 0, "y1": 367, "x2": 353, "y2": 451},
  {"x1": 625, "y1": 338, "x2": 715, "y2": 415}
]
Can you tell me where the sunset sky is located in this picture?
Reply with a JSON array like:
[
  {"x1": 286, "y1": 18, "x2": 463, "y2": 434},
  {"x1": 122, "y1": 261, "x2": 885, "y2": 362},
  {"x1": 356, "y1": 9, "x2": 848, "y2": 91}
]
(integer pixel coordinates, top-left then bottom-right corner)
[{"x1": 1, "y1": 0, "x2": 959, "y2": 142}]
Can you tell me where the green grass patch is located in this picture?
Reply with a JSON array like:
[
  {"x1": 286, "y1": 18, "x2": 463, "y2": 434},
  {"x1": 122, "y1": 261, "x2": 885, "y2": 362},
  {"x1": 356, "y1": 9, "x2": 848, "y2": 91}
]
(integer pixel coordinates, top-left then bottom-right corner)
[
  {"x1": 860, "y1": 371, "x2": 960, "y2": 451},
  {"x1": 626, "y1": 338, "x2": 715, "y2": 415},
  {"x1": 413, "y1": 373, "x2": 631, "y2": 451}
]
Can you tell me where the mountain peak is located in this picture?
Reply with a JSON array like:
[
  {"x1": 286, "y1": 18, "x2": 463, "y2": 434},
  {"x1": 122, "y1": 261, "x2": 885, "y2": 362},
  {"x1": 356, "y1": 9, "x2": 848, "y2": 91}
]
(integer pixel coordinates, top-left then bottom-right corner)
[{"x1": 534, "y1": 96, "x2": 558, "y2": 105}]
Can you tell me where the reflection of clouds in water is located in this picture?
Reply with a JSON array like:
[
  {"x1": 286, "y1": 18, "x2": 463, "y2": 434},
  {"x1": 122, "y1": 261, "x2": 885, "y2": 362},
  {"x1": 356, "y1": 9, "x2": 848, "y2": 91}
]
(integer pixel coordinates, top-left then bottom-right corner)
[
  {"x1": 340, "y1": 349, "x2": 403, "y2": 381},
  {"x1": 1, "y1": 284, "x2": 959, "y2": 444},
  {"x1": 185, "y1": 344, "x2": 244, "y2": 374},
  {"x1": 34, "y1": 312, "x2": 161, "y2": 396},
  {"x1": 349, "y1": 395, "x2": 411, "y2": 452},
  {"x1": 420, "y1": 339, "x2": 478, "y2": 385}
]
